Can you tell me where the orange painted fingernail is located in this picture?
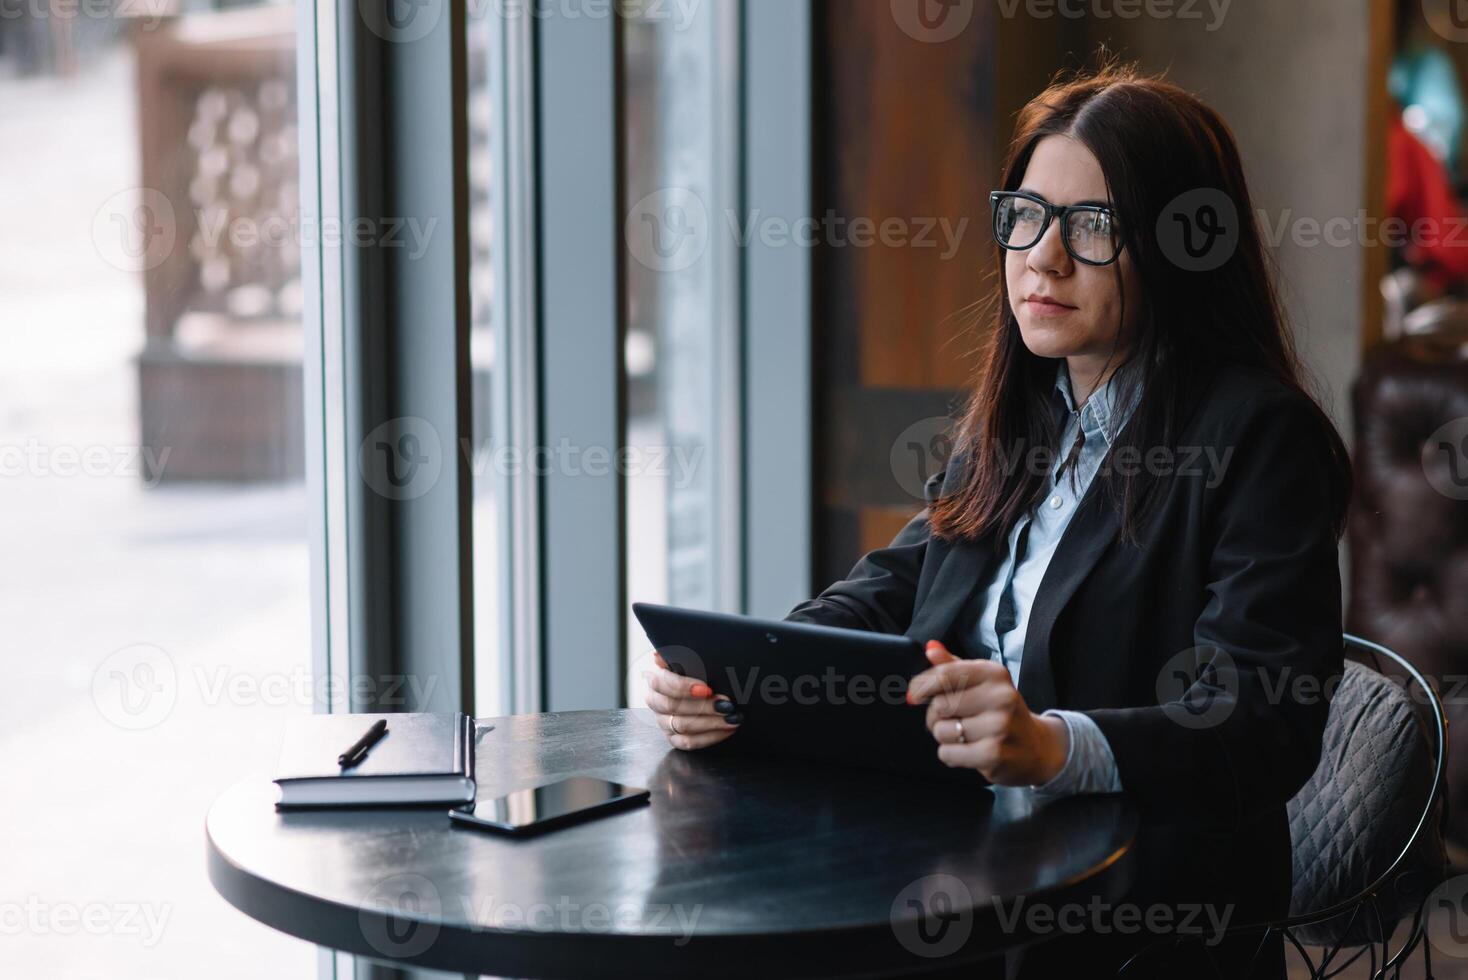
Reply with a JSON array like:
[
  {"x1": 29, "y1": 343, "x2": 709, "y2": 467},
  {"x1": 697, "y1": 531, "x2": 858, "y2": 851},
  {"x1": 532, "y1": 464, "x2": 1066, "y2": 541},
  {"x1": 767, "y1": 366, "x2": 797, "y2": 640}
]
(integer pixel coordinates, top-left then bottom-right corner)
[
  {"x1": 905, "y1": 689, "x2": 914, "y2": 705},
  {"x1": 690, "y1": 682, "x2": 713, "y2": 698}
]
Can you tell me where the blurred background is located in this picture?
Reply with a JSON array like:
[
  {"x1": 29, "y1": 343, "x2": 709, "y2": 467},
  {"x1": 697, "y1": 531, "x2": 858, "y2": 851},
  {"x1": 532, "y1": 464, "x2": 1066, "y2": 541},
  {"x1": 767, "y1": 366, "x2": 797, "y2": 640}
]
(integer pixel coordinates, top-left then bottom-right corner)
[{"x1": 3, "y1": 0, "x2": 1468, "y2": 977}]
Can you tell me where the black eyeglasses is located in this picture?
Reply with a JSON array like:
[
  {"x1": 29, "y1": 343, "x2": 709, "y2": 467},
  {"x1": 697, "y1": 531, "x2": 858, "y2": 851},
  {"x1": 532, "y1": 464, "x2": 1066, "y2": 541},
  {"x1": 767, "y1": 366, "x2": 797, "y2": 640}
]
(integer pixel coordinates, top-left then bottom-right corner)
[{"x1": 989, "y1": 190, "x2": 1122, "y2": 266}]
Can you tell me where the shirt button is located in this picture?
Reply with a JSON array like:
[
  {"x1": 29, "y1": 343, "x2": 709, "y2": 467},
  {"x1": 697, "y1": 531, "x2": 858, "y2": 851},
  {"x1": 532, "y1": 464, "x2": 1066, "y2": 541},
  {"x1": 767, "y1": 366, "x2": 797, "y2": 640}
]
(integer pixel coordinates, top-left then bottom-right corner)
[{"x1": 1049, "y1": 495, "x2": 1063, "y2": 509}]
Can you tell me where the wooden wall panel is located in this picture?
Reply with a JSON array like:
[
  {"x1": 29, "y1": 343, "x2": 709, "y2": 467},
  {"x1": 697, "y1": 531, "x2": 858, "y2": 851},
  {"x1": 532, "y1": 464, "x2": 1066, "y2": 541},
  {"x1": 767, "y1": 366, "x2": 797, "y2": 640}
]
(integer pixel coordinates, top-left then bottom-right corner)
[
  {"x1": 819, "y1": 0, "x2": 995, "y2": 392},
  {"x1": 812, "y1": 0, "x2": 999, "y2": 587}
]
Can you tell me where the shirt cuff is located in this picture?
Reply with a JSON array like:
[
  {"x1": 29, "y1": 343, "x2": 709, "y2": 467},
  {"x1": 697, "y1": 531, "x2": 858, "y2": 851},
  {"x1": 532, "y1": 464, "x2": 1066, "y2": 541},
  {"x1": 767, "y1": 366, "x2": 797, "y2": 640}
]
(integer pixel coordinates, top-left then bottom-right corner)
[{"x1": 1031, "y1": 709, "x2": 1124, "y2": 796}]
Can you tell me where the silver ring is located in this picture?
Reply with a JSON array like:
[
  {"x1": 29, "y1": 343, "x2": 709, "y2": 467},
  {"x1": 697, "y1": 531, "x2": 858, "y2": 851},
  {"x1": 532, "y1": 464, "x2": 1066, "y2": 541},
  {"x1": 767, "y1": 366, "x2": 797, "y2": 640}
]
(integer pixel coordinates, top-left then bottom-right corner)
[
  {"x1": 670, "y1": 715, "x2": 680, "y2": 736},
  {"x1": 954, "y1": 719, "x2": 965, "y2": 743}
]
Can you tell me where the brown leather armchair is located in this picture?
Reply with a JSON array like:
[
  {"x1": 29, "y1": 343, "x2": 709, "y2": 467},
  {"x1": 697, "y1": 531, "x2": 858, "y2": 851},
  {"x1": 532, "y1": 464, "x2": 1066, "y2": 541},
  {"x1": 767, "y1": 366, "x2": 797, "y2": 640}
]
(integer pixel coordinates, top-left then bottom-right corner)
[{"x1": 1348, "y1": 337, "x2": 1468, "y2": 847}]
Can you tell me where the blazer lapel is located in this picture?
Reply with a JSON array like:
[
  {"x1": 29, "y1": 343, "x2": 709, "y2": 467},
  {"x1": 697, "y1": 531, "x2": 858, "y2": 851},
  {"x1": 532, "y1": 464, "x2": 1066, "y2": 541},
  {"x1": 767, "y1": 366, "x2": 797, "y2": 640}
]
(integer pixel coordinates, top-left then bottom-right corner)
[
  {"x1": 906, "y1": 383, "x2": 1123, "y2": 710},
  {"x1": 1015, "y1": 477, "x2": 1123, "y2": 712},
  {"x1": 904, "y1": 535, "x2": 1000, "y2": 651}
]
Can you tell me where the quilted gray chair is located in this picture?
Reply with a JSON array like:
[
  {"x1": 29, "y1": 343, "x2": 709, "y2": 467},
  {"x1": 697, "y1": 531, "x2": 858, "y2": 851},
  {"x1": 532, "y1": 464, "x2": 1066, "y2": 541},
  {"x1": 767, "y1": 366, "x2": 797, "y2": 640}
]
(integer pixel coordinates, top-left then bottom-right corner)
[{"x1": 1119, "y1": 635, "x2": 1448, "y2": 979}]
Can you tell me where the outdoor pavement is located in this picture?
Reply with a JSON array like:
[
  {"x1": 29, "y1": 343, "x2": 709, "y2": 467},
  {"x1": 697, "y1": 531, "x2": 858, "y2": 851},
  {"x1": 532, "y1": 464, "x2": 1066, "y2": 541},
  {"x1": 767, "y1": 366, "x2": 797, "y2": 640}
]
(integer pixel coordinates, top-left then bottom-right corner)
[{"x1": 1, "y1": 41, "x2": 318, "y2": 980}]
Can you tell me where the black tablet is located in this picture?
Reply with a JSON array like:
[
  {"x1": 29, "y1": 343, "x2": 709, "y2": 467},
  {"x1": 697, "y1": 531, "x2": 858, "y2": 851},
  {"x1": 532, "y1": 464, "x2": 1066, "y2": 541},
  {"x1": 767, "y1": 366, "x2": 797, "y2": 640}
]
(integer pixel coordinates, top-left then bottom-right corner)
[{"x1": 632, "y1": 602, "x2": 989, "y2": 788}]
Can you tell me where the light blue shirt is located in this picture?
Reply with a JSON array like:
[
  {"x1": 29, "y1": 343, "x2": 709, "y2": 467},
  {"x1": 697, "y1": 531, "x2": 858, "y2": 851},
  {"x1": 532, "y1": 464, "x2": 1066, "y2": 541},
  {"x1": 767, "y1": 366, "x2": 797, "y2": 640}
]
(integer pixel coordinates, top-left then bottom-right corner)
[{"x1": 973, "y1": 360, "x2": 1138, "y2": 795}]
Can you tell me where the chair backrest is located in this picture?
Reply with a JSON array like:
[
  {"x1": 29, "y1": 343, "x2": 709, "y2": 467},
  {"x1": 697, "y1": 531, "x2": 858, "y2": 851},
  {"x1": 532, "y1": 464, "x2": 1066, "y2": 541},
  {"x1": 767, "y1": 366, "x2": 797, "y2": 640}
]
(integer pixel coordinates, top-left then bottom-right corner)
[
  {"x1": 1380, "y1": 267, "x2": 1420, "y2": 340},
  {"x1": 1285, "y1": 638, "x2": 1448, "y2": 947},
  {"x1": 1403, "y1": 297, "x2": 1468, "y2": 344}
]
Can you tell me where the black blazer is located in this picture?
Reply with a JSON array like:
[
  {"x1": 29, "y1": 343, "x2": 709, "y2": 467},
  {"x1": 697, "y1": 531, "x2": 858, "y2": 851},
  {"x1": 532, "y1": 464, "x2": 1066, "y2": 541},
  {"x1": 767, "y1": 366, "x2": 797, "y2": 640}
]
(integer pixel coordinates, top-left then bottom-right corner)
[{"x1": 785, "y1": 363, "x2": 1346, "y2": 977}]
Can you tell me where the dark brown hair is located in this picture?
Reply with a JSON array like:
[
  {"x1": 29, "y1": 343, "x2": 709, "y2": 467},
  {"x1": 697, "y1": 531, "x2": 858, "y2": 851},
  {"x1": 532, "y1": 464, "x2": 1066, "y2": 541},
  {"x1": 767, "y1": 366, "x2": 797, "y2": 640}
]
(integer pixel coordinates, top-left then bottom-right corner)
[{"x1": 928, "y1": 61, "x2": 1352, "y2": 548}]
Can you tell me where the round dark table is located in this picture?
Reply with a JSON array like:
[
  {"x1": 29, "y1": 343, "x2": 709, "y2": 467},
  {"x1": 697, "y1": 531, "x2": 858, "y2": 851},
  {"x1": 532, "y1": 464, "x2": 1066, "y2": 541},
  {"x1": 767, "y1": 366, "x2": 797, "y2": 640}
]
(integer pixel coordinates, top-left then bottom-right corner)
[{"x1": 207, "y1": 709, "x2": 1137, "y2": 978}]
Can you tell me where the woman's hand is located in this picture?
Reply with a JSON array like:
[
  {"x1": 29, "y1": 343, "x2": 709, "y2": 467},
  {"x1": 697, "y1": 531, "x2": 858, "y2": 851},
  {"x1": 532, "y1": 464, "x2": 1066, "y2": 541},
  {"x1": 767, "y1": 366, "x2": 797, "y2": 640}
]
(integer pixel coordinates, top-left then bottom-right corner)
[
  {"x1": 642, "y1": 652, "x2": 742, "y2": 751},
  {"x1": 907, "y1": 640, "x2": 1069, "y2": 786}
]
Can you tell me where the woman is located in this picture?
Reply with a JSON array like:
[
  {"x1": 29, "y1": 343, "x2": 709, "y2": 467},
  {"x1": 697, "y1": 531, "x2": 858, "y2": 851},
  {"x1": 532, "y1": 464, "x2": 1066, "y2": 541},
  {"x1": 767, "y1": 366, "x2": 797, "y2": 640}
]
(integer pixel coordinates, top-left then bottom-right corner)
[{"x1": 643, "y1": 63, "x2": 1352, "y2": 978}]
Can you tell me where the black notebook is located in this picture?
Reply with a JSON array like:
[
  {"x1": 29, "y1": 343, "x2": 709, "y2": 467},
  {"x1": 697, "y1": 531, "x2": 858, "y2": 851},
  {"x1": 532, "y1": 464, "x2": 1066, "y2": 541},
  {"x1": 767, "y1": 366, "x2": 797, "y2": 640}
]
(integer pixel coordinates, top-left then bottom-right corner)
[{"x1": 273, "y1": 712, "x2": 477, "y2": 808}]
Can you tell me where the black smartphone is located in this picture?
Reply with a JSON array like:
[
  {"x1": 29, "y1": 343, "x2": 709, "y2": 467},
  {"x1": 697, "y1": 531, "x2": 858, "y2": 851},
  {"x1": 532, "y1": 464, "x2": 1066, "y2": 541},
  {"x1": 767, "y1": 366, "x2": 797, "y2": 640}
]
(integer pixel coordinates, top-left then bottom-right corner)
[{"x1": 448, "y1": 776, "x2": 650, "y2": 836}]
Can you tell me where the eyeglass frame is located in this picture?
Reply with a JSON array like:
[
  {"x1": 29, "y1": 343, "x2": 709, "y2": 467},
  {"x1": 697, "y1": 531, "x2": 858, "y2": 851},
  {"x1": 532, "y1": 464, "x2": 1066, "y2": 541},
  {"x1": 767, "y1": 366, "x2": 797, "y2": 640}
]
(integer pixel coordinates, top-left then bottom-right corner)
[{"x1": 988, "y1": 190, "x2": 1123, "y2": 267}]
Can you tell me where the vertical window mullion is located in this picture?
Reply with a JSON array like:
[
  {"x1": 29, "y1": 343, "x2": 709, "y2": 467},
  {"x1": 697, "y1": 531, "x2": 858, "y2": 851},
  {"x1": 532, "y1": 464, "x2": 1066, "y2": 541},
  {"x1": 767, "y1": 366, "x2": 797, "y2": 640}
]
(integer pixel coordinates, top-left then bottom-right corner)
[
  {"x1": 322, "y1": 0, "x2": 475, "y2": 717},
  {"x1": 743, "y1": 0, "x2": 813, "y2": 616},
  {"x1": 536, "y1": 6, "x2": 626, "y2": 711},
  {"x1": 490, "y1": 8, "x2": 545, "y2": 716}
]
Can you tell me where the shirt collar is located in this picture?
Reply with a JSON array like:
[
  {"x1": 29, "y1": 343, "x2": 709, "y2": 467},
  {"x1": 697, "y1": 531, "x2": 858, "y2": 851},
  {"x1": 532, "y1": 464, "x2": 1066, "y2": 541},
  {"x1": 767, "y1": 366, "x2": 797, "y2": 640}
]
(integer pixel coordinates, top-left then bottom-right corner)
[{"x1": 1054, "y1": 359, "x2": 1141, "y2": 449}]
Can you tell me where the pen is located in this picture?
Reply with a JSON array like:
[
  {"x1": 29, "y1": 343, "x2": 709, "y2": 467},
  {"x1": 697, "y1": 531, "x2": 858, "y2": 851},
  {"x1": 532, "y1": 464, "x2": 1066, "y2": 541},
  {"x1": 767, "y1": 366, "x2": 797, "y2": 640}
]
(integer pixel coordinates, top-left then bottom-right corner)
[{"x1": 338, "y1": 718, "x2": 388, "y2": 767}]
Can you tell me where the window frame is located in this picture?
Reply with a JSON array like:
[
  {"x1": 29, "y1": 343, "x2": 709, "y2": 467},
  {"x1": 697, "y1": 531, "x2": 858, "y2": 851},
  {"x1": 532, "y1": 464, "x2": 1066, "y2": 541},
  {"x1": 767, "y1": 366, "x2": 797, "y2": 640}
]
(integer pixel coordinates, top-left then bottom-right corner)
[
  {"x1": 299, "y1": 0, "x2": 475, "y2": 724},
  {"x1": 299, "y1": 0, "x2": 814, "y2": 738}
]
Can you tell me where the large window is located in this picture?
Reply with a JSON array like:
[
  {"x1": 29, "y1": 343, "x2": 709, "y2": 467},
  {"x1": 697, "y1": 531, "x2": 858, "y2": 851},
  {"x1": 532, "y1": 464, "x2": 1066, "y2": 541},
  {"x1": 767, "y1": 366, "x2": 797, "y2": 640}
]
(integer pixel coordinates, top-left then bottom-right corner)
[
  {"x1": 454, "y1": 0, "x2": 811, "y2": 715},
  {"x1": 621, "y1": 0, "x2": 742, "y2": 689},
  {"x1": 2, "y1": 0, "x2": 809, "y2": 973},
  {"x1": 467, "y1": 2, "x2": 522, "y2": 717},
  {"x1": 0, "y1": 2, "x2": 313, "y2": 976},
  {"x1": 467, "y1": 1, "x2": 506, "y2": 718}
]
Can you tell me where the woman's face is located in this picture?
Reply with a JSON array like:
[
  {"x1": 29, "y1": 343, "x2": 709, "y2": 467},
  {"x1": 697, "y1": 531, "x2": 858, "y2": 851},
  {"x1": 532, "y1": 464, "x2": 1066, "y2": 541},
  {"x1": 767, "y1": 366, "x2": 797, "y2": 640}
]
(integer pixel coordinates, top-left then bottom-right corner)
[{"x1": 1004, "y1": 134, "x2": 1142, "y2": 376}]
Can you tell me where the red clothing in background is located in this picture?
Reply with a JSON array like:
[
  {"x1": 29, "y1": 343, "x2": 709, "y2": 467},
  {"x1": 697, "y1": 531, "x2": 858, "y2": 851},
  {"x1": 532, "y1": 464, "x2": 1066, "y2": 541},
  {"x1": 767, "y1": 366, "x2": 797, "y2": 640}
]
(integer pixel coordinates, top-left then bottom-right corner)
[{"x1": 1388, "y1": 112, "x2": 1468, "y2": 289}]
